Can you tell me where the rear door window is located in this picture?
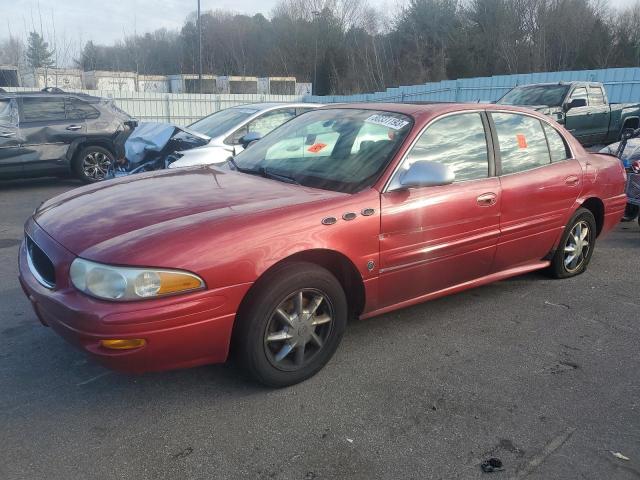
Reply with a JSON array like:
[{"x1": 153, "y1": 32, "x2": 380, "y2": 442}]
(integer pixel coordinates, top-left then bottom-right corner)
[
  {"x1": 587, "y1": 87, "x2": 605, "y2": 106},
  {"x1": 491, "y1": 113, "x2": 551, "y2": 174},
  {"x1": 66, "y1": 97, "x2": 100, "y2": 120},
  {"x1": 21, "y1": 97, "x2": 66, "y2": 122}
]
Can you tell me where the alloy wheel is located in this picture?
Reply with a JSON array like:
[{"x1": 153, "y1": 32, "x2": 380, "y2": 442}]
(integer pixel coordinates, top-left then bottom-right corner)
[
  {"x1": 263, "y1": 289, "x2": 334, "y2": 371},
  {"x1": 563, "y1": 220, "x2": 591, "y2": 273},
  {"x1": 82, "y1": 151, "x2": 112, "y2": 181}
]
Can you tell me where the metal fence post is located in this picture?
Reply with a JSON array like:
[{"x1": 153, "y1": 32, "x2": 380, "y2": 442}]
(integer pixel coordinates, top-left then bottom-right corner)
[{"x1": 165, "y1": 94, "x2": 171, "y2": 123}]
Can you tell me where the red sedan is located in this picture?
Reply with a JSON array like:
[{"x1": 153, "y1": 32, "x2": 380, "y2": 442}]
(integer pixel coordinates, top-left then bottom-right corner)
[{"x1": 18, "y1": 103, "x2": 627, "y2": 386}]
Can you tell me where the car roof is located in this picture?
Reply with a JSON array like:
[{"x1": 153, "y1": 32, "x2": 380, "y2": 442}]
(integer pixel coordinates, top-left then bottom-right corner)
[
  {"x1": 317, "y1": 102, "x2": 548, "y2": 121},
  {"x1": 230, "y1": 102, "x2": 322, "y2": 112},
  {"x1": 511, "y1": 81, "x2": 600, "y2": 88},
  {"x1": 0, "y1": 91, "x2": 103, "y2": 102}
]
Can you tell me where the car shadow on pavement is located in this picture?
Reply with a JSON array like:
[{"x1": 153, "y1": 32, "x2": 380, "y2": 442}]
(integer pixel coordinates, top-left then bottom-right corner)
[
  {"x1": 0, "y1": 177, "x2": 82, "y2": 191},
  {"x1": 605, "y1": 221, "x2": 640, "y2": 247}
]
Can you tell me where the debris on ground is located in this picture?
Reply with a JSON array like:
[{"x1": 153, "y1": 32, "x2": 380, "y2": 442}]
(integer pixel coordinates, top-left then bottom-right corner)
[
  {"x1": 480, "y1": 458, "x2": 504, "y2": 473},
  {"x1": 544, "y1": 301, "x2": 570, "y2": 309},
  {"x1": 610, "y1": 451, "x2": 630, "y2": 461}
]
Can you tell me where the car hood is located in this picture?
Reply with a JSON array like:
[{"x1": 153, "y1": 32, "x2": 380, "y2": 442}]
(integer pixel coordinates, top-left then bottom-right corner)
[
  {"x1": 125, "y1": 123, "x2": 211, "y2": 165},
  {"x1": 170, "y1": 143, "x2": 237, "y2": 168},
  {"x1": 34, "y1": 166, "x2": 346, "y2": 259}
]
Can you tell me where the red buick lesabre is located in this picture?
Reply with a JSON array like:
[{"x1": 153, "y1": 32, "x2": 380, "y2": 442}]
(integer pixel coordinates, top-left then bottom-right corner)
[{"x1": 18, "y1": 103, "x2": 627, "y2": 386}]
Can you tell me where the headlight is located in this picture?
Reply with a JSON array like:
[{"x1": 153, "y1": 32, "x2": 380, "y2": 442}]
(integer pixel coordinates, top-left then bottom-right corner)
[{"x1": 69, "y1": 258, "x2": 205, "y2": 301}]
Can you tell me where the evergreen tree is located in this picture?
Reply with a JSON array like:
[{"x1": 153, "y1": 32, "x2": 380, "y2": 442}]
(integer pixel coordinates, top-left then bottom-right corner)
[{"x1": 26, "y1": 32, "x2": 54, "y2": 69}]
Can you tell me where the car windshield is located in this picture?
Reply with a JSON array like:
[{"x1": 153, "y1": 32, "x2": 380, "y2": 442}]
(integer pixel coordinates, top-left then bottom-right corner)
[
  {"x1": 231, "y1": 108, "x2": 413, "y2": 193},
  {"x1": 188, "y1": 107, "x2": 257, "y2": 138},
  {"x1": 498, "y1": 85, "x2": 569, "y2": 107}
]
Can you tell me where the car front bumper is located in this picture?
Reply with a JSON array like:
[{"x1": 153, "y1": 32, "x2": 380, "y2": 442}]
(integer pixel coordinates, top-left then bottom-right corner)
[{"x1": 18, "y1": 219, "x2": 251, "y2": 374}]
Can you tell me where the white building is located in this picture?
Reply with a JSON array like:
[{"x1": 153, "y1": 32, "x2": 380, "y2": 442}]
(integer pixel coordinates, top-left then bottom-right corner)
[
  {"x1": 168, "y1": 74, "x2": 217, "y2": 93},
  {"x1": 21, "y1": 68, "x2": 83, "y2": 90},
  {"x1": 217, "y1": 76, "x2": 259, "y2": 94},
  {"x1": 0, "y1": 65, "x2": 20, "y2": 87},
  {"x1": 295, "y1": 83, "x2": 313, "y2": 96},
  {"x1": 137, "y1": 75, "x2": 169, "y2": 93},
  {"x1": 258, "y1": 77, "x2": 297, "y2": 95},
  {"x1": 82, "y1": 71, "x2": 137, "y2": 92}
]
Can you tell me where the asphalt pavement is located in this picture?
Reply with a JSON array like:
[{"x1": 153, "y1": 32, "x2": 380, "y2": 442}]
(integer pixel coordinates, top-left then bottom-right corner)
[{"x1": 1, "y1": 177, "x2": 639, "y2": 480}]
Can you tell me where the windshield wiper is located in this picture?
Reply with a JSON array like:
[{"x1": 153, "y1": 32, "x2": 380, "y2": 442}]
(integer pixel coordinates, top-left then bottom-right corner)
[
  {"x1": 228, "y1": 158, "x2": 300, "y2": 185},
  {"x1": 226, "y1": 156, "x2": 243, "y2": 171},
  {"x1": 258, "y1": 167, "x2": 300, "y2": 185}
]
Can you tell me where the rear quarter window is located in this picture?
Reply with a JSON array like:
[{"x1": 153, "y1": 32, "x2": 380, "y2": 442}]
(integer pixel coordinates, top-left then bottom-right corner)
[{"x1": 542, "y1": 123, "x2": 571, "y2": 162}]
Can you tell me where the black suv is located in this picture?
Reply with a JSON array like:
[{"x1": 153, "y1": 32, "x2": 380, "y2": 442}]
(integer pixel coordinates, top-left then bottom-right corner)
[{"x1": 0, "y1": 91, "x2": 131, "y2": 182}]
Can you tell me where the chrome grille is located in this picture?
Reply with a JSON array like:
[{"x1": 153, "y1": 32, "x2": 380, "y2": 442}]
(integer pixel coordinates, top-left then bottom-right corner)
[
  {"x1": 26, "y1": 235, "x2": 56, "y2": 288},
  {"x1": 627, "y1": 173, "x2": 640, "y2": 206}
]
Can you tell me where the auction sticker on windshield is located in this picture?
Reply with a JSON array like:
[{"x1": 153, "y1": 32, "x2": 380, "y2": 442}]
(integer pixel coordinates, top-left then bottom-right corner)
[
  {"x1": 307, "y1": 143, "x2": 327, "y2": 153},
  {"x1": 365, "y1": 114, "x2": 410, "y2": 130}
]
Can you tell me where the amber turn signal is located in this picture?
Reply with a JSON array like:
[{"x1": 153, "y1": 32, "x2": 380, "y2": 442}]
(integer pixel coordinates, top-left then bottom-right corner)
[
  {"x1": 157, "y1": 272, "x2": 204, "y2": 295},
  {"x1": 100, "y1": 338, "x2": 146, "y2": 350}
]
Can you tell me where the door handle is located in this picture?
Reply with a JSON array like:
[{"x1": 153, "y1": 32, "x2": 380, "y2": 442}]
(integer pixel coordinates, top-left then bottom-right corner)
[
  {"x1": 0, "y1": 131, "x2": 16, "y2": 138},
  {"x1": 477, "y1": 192, "x2": 497, "y2": 207},
  {"x1": 66, "y1": 125, "x2": 83, "y2": 131},
  {"x1": 565, "y1": 175, "x2": 580, "y2": 186}
]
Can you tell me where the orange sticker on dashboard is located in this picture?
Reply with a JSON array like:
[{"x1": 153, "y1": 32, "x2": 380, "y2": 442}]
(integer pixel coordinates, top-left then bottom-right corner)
[
  {"x1": 516, "y1": 134, "x2": 527, "y2": 149},
  {"x1": 308, "y1": 143, "x2": 327, "y2": 153}
]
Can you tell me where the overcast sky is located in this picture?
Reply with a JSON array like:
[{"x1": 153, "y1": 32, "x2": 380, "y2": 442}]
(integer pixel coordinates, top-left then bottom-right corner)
[
  {"x1": 2, "y1": 0, "x2": 638, "y2": 47},
  {"x1": 3, "y1": 0, "x2": 294, "y2": 45}
]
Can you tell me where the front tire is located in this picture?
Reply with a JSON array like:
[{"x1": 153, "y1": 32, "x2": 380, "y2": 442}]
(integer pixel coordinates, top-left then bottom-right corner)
[
  {"x1": 549, "y1": 208, "x2": 596, "y2": 279},
  {"x1": 73, "y1": 145, "x2": 114, "y2": 183},
  {"x1": 235, "y1": 262, "x2": 347, "y2": 387}
]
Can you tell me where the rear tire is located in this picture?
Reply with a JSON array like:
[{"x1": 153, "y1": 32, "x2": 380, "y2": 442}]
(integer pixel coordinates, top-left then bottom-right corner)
[
  {"x1": 622, "y1": 204, "x2": 639, "y2": 222},
  {"x1": 73, "y1": 145, "x2": 114, "y2": 183},
  {"x1": 548, "y1": 208, "x2": 597, "y2": 279},
  {"x1": 234, "y1": 262, "x2": 347, "y2": 387}
]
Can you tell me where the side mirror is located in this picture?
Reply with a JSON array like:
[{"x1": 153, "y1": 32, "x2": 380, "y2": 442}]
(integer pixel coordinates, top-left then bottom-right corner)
[
  {"x1": 238, "y1": 131, "x2": 262, "y2": 149},
  {"x1": 397, "y1": 160, "x2": 455, "y2": 189},
  {"x1": 564, "y1": 98, "x2": 587, "y2": 111}
]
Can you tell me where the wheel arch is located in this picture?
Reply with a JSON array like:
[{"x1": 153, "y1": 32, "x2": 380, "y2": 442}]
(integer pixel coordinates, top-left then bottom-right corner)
[
  {"x1": 237, "y1": 248, "x2": 366, "y2": 321},
  {"x1": 621, "y1": 116, "x2": 640, "y2": 135},
  {"x1": 580, "y1": 197, "x2": 605, "y2": 236},
  {"x1": 67, "y1": 137, "x2": 116, "y2": 163}
]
